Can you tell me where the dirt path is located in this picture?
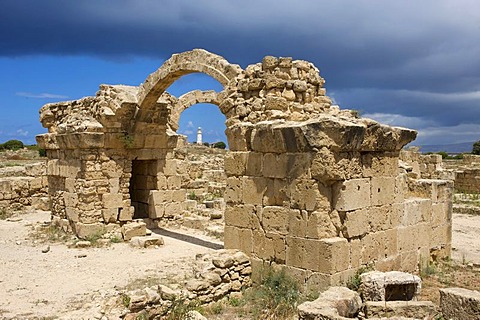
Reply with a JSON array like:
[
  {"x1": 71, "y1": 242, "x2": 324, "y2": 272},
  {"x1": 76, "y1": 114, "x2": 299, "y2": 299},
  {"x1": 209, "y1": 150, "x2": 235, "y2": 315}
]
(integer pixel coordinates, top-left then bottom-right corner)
[
  {"x1": 0, "y1": 210, "x2": 223, "y2": 319},
  {"x1": 451, "y1": 213, "x2": 480, "y2": 265}
]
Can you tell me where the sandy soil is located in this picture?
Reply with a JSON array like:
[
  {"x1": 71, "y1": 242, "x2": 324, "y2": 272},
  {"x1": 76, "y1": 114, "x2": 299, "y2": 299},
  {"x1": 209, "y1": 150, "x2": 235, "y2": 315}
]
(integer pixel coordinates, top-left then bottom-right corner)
[
  {"x1": 0, "y1": 210, "x2": 479, "y2": 319},
  {"x1": 0, "y1": 210, "x2": 223, "y2": 319}
]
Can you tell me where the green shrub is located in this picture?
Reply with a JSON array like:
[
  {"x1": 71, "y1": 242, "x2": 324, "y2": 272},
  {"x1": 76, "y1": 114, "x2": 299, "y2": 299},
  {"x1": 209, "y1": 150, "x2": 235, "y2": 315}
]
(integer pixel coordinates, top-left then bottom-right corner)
[
  {"x1": 0, "y1": 139, "x2": 24, "y2": 151},
  {"x1": 212, "y1": 141, "x2": 226, "y2": 149},
  {"x1": 247, "y1": 266, "x2": 300, "y2": 319}
]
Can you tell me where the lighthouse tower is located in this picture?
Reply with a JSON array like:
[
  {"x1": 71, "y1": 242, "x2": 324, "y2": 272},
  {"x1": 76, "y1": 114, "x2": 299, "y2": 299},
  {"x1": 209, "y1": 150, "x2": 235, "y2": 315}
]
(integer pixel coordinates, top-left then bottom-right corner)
[{"x1": 196, "y1": 127, "x2": 202, "y2": 145}]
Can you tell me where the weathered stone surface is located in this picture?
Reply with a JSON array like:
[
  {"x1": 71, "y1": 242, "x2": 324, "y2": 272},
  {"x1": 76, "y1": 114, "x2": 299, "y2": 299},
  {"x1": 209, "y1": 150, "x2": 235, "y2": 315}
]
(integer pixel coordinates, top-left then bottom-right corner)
[
  {"x1": 298, "y1": 286, "x2": 362, "y2": 319},
  {"x1": 360, "y1": 271, "x2": 421, "y2": 302},
  {"x1": 34, "y1": 49, "x2": 453, "y2": 294},
  {"x1": 440, "y1": 287, "x2": 480, "y2": 320},
  {"x1": 129, "y1": 235, "x2": 164, "y2": 248},
  {"x1": 121, "y1": 222, "x2": 147, "y2": 241},
  {"x1": 364, "y1": 301, "x2": 437, "y2": 318}
]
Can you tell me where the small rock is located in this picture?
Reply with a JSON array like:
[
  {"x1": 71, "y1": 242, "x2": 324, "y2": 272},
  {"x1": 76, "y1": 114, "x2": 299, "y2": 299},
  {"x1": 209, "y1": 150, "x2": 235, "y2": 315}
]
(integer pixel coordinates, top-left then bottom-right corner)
[
  {"x1": 6, "y1": 217, "x2": 22, "y2": 222},
  {"x1": 185, "y1": 310, "x2": 207, "y2": 320},
  {"x1": 75, "y1": 254, "x2": 87, "y2": 258},
  {"x1": 41, "y1": 245, "x2": 50, "y2": 253},
  {"x1": 129, "y1": 235, "x2": 164, "y2": 248},
  {"x1": 75, "y1": 240, "x2": 92, "y2": 248}
]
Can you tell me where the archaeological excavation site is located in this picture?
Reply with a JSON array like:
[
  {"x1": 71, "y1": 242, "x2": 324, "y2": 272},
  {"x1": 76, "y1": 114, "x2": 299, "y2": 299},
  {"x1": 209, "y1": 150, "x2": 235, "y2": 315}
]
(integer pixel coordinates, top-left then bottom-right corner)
[{"x1": 1, "y1": 49, "x2": 479, "y2": 319}]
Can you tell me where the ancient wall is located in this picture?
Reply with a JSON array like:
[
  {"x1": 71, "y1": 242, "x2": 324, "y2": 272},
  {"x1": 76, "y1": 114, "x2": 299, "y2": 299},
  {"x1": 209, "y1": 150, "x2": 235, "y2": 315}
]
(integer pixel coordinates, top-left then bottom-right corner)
[
  {"x1": 0, "y1": 162, "x2": 49, "y2": 211},
  {"x1": 449, "y1": 155, "x2": 480, "y2": 193},
  {"x1": 37, "y1": 49, "x2": 452, "y2": 290}
]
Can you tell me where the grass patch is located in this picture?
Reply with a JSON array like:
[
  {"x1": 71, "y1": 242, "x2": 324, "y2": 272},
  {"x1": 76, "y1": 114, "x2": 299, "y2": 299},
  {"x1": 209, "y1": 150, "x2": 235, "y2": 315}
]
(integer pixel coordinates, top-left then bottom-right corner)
[
  {"x1": 241, "y1": 266, "x2": 300, "y2": 319},
  {"x1": 0, "y1": 207, "x2": 13, "y2": 220},
  {"x1": 418, "y1": 258, "x2": 480, "y2": 305},
  {"x1": 30, "y1": 224, "x2": 72, "y2": 243},
  {"x1": 347, "y1": 264, "x2": 374, "y2": 292},
  {"x1": 165, "y1": 297, "x2": 200, "y2": 320}
]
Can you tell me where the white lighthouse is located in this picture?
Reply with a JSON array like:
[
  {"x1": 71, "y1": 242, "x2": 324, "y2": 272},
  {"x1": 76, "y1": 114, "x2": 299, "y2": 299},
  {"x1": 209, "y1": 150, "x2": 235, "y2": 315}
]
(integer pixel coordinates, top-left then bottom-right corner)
[{"x1": 196, "y1": 127, "x2": 202, "y2": 145}]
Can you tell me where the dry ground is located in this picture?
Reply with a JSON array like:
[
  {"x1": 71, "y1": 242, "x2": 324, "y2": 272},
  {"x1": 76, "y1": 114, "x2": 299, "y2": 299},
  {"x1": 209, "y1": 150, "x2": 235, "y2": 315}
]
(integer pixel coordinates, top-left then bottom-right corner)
[
  {"x1": 0, "y1": 210, "x2": 479, "y2": 319},
  {"x1": 0, "y1": 210, "x2": 223, "y2": 319}
]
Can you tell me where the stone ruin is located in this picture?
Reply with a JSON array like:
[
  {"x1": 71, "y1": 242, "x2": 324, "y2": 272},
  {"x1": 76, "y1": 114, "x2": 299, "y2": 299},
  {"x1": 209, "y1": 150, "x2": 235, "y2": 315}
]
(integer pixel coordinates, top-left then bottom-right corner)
[{"x1": 36, "y1": 49, "x2": 452, "y2": 290}]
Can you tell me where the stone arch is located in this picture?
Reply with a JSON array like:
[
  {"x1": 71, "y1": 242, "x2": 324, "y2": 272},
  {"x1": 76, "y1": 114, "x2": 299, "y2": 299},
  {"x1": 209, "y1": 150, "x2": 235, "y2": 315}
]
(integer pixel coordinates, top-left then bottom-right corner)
[
  {"x1": 137, "y1": 49, "x2": 242, "y2": 111},
  {"x1": 169, "y1": 90, "x2": 221, "y2": 131}
]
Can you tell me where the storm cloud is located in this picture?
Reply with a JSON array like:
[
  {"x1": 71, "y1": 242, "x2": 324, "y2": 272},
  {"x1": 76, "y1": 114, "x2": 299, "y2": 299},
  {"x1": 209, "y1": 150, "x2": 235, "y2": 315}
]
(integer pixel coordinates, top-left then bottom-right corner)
[{"x1": 1, "y1": 0, "x2": 480, "y2": 145}]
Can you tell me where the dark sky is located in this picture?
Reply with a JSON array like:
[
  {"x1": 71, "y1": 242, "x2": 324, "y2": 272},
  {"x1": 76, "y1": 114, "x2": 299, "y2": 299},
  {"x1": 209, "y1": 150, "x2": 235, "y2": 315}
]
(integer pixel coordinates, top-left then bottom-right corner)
[{"x1": 1, "y1": 0, "x2": 479, "y2": 146}]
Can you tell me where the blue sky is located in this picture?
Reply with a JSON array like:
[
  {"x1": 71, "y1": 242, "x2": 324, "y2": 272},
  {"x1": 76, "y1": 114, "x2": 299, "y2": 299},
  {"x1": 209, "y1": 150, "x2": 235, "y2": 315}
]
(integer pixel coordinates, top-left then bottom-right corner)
[{"x1": 1, "y1": 1, "x2": 480, "y2": 146}]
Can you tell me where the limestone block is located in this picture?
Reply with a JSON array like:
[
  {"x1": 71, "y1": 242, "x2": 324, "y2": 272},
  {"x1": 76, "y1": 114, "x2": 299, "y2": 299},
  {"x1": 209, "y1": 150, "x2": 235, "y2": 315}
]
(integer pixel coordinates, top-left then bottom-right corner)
[
  {"x1": 242, "y1": 177, "x2": 266, "y2": 205},
  {"x1": 47, "y1": 159, "x2": 60, "y2": 176},
  {"x1": 368, "y1": 205, "x2": 397, "y2": 233},
  {"x1": 262, "y1": 153, "x2": 288, "y2": 178},
  {"x1": 74, "y1": 222, "x2": 105, "y2": 239},
  {"x1": 440, "y1": 287, "x2": 480, "y2": 320},
  {"x1": 263, "y1": 178, "x2": 288, "y2": 206},
  {"x1": 287, "y1": 237, "x2": 349, "y2": 274},
  {"x1": 224, "y1": 152, "x2": 247, "y2": 176},
  {"x1": 31, "y1": 197, "x2": 50, "y2": 211},
  {"x1": 63, "y1": 192, "x2": 78, "y2": 208},
  {"x1": 342, "y1": 208, "x2": 369, "y2": 238},
  {"x1": 333, "y1": 178, "x2": 371, "y2": 212},
  {"x1": 130, "y1": 235, "x2": 164, "y2": 248},
  {"x1": 102, "y1": 193, "x2": 123, "y2": 209},
  {"x1": 65, "y1": 207, "x2": 79, "y2": 222},
  {"x1": 364, "y1": 301, "x2": 437, "y2": 318},
  {"x1": 163, "y1": 159, "x2": 177, "y2": 176},
  {"x1": 144, "y1": 134, "x2": 167, "y2": 148},
  {"x1": 298, "y1": 286, "x2": 362, "y2": 320},
  {"x1": 224, "y1": 204, "x2": 260, "y2": 229},
  {"x1": 250, "y1": 124, "x2": 287, "y2": 153},
  {"x1": 361, "y1": 232, "x2": 383, "y2": 262},
  {"x1": 224, "y1": 226, "x2": 253, "y2": 254},
  {"x1": 431, "y1": 202, "x2": 449, "y2": 226},
  {"x1": 311, "y1": 148, "x2": 362, "y2": 183},
  {"x1": 262, "y1": 206, "x2": 290, "y2": 235},
  {"x1": 245, "y1": 152, "x2": 263, "y2": 176},
  {"x1": 399, "y1": 250, "x2": 419, "y2": 273},
  {"x1": 102, "y1": 208, "x2": 118, "y2": 223},
  {"x1": 362, "y1": 153, "x2": 399, "y2": 177},
  {"x1": 118, "y1": 206, "x2": 134, "y2": 221},
  {"x1": 167, "y1": 175, "x2": 181, "y2": 189},
  {"x1": 122, "y1": 221, "x2": 147, "y2": 241},
  {"x1": 164, "y1": 202, "x2": 182, "y2": 218},
  {"x1": 370, "y1": 176, "x2": 395, "y2": 206},
  {"x1": 401, "y1": 198, "x2": 432, "y2": 226},
  {"x1": 224, "y1": 177, "x2": 242, "y2": 204},
  {"x1": 149, "y1": 190, "x2": 172, "y2": 204},
  {"x1": 288, "y1": 209, "x2": 307, "y2": 238},
  {"x1": 360, "y1": 271, "x2": 421, "y2": 302},
  {"x1": 171, "y1": 190, "x2": 186, "y2": 202},
  {"x1": 374, "y1": 255, "x2": 402, "y2": 272},
  {"x1": 290, "y1": 179, "x2": 324, "y2": 211},
  {"x1": 225, "y1": 123, "x2": 253, "y2": 152}
]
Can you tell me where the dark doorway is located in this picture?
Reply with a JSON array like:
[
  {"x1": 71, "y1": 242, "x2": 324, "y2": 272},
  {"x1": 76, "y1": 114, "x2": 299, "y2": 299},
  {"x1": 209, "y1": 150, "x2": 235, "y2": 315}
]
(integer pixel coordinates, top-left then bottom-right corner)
[{"x1": 129, "y1": 160, "x2": 158, "y2": 219}]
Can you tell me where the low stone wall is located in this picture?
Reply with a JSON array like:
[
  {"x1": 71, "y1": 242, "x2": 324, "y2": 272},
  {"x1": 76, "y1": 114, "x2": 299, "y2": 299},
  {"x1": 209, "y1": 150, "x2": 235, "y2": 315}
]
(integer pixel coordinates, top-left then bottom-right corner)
[
  {"x1": 122, "y1": 249, "x2": 251, "y2": 318},
  {"x1": 0, "y1": 162, "x2": 49, "y2": 211}
]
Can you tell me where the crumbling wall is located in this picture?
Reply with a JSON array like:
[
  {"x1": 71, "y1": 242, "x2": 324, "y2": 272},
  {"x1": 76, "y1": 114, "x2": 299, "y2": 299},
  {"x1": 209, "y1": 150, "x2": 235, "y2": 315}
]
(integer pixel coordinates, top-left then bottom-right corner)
[
  {"x1": 0, "y1": 162, "x2": 49, "y2": 211},
  {"x1": 450, "y1": 154, "x2": 480, "y2": 193}
]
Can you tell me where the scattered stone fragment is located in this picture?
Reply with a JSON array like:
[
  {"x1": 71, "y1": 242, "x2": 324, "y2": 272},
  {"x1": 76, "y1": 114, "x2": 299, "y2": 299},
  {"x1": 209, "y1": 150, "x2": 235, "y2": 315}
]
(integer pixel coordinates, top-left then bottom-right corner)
[
  {"x1": 41, "y1": 245, "x2": 50, "y2": 253},
  {"x1": 129, "y1": 235, "x2": 164, "y2": 248},
  {"x1": 440, "y1": 287, "x2": 480, "y2": 319},
  {"x1": 75, "y1": 240, "x2": 92, "y2": 248},
  {"x1": 298, "y1": 286, "x2": 362, "y2": 319}
]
